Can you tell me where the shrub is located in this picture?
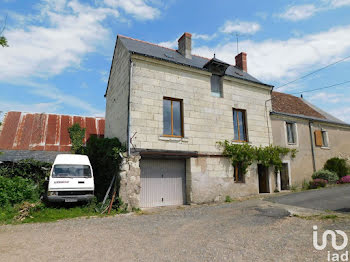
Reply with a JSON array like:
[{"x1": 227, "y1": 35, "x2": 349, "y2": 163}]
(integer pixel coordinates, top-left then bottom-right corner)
[
  {"x1": 308, "y1": 179, "x2": 328, "y2": 189},
  {"x1": 0, "y1": 176, "x2": 40, "y2": 207},
  {"x1": 85, "y1": 135, "x2": 125, "y2": 200},
  {"x1": 0, "y1": 159, "x2": 51, "y2": 195},
  {"x1": 324, "y1": 157, "x2": 349, "y2": 178},
  {"x1": 312, "y1": 169, "x2": 338, "y2": 184},
  {"x1": 338, "y1": 175, "x2": 350, "y2": 184}
]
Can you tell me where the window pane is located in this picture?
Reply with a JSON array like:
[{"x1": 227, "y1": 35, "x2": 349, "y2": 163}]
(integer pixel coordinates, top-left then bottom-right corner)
[
  {"x1": 233, "y1": 110, "x2": 239, "y2": 140},
  {"x1": 211, "y1": 75, "x2": 222, "y2": 97},
  {"x1": 287, "y1": 123, "x2": 294, "y2": 143},
  {"x1": 163, "y1": 99, "x2": 171, "y2": 135},
  {"x1": 238, "y1": 111, "x2": 246, "y2": 141},
  {"x1": 322, "y1": 132, "x2": 328, "y2": 147},
  {"x1": 234, "y1": 163, "x2": 244, "y2": 182},
  {"x1": 173, "y1": 101, "x2": 182, "y2": 136}
]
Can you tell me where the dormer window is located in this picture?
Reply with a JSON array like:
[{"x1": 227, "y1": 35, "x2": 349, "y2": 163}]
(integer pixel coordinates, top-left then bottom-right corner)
[
  {"x1": 203, "y1": 56, "x2": 229, "y2": 98},
  {"x1": 211, "y1": 74, "x2": 223, "y2": 97}
]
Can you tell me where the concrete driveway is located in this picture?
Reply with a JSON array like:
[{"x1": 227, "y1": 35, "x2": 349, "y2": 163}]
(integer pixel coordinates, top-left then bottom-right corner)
[
  {"x1": 268, "y1": 184, "x2": 350, "y2": 212},
  {"x1": 1, "y1": 198, "x2": 349, "y2": 262}
]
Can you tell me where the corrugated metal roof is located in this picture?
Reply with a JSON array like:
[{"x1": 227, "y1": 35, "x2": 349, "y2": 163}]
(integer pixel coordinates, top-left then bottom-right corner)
[{"x1": 0, "y1": 112, "x2": 105, "y2": 152}]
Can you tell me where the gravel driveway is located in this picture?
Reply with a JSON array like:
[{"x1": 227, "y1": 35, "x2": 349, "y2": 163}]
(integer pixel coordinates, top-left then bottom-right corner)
[{"x1": 0, "y1": 199, "x2": 349, "y2": 262}]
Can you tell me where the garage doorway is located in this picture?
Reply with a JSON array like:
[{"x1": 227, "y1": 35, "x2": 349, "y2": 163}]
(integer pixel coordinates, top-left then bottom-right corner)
[
  {"x1": 140, "y1": 159, "x2": 186, "y2": 208},
  {"x1": 280, "y1": 163, "x2": 290, "y2": 190},
  {"x1": 258, "y1": 164, "x2": 270, "y2": 193}
]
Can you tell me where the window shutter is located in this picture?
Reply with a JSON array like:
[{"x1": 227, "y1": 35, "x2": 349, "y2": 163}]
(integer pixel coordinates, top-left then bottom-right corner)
[{"x1": 314, "y1": 130, "x2": 323, "y2": 147}]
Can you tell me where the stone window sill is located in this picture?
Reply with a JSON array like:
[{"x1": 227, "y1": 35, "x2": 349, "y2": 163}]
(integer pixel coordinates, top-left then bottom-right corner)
[
  {"x1": 159, "y1": 136, "x2": 189, "y2": 143},
  {"x1": 321, "y1": 146, "x2": 330, "y2": 150},
  {"x1": 231, "y1": 140, "x2": 251, "y2": 144}
]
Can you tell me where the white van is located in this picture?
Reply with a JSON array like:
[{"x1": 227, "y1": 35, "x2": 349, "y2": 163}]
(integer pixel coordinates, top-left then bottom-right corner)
[{"x1": 47, "y1": 154, "x2": 94, "y2": 203}]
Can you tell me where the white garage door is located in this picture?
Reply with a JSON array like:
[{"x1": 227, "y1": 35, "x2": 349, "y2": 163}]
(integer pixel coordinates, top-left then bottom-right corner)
[{"x1": 140, "y1": 159, "x2": 186, "y2": 208}]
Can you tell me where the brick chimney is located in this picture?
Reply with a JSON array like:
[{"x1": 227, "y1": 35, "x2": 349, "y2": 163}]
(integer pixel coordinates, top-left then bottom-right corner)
[
  {"x1": 178, "y1": 32, "x2": 192, "y2": 59},
  {"x1": 235, "y1": 52, "x2": 247, "y2": 72}
]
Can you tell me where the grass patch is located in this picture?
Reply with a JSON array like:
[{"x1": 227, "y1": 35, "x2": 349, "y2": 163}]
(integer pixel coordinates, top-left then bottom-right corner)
[
  {"x1": 0, "y1": 202, "x2": 117, "y2": 225},
  {"x1": 225, "y1": 196, "x2": 233, "y2": 203},
  {"x1": 320, "y1": 214, "x2": 338, "y2": 220},
  {"x1": 293, "y1": 213, "x2": 340, "y2": 220}
]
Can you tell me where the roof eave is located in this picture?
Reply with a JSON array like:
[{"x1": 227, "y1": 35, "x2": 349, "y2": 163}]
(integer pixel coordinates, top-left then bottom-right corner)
[{"x1": 270, "y1": 111, "x2": 350, "y2": 127}]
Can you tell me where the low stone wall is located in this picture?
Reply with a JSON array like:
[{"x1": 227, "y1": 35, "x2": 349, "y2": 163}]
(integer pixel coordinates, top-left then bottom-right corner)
[
  {"x1": 187, "y1": 157, "x2": 263, "y2": 203},
  {"x1": 119, "y1": 155, "x2": 141, "y2": 210}
]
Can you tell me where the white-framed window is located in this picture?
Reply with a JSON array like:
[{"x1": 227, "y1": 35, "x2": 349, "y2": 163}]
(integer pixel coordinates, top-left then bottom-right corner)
[
  {"x1": 211, "y1": 74, "x2": 223, "y2": 97},
  {"x1": 286, "y1": 122, "x2": 297, "y2": 144},
  {"x1": 321, "y1": 130, "x2": 329, "y2": 148}
]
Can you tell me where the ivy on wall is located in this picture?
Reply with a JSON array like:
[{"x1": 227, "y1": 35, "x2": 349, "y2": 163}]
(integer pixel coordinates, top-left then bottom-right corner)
[{"x1": 217, "y1": 140, "x2": 297, "y2": 175}]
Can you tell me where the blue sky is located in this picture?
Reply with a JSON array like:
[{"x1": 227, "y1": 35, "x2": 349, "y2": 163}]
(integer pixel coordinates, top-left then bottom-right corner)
[{"x1": 1, "y1": 0, "x2": 350, "y2": 122}]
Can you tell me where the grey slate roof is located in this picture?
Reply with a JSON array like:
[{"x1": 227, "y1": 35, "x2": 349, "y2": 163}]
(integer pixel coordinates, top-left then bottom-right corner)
[{"x1": 118, "y1": 35, "x2": 272, "y2": 87}]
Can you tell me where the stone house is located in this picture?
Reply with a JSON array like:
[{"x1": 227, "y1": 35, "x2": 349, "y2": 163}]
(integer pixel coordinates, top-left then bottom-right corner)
[
  {"x1": 105, "y1": 33, "x2": 278, "y2": 208},
  {"x1": 270, "y1": 92, "x2": 350, "y2": 188},
  {"x1": 0, "y1": 111, "x2": 105, "y2": 162}
]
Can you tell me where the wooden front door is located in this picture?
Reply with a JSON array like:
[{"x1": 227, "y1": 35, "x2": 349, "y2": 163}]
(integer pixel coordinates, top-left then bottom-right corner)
[{"x1": 258, "y1": 164, "x2": 270, "y2": 193}]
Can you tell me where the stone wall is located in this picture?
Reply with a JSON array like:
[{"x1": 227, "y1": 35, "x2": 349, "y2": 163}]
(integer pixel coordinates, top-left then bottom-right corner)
[
  {"x1": 119, "y1": 155, "x2": 141, "y2": 210},
  {"x1": 105, "y1": 39, "x2": 130, "y2": 144},
  {"x1": 186, "y1": 157, "x2": 276, "y2": 203},
  {"x1": 129, "y1": 55, "x2": 273, "y2": 154}
]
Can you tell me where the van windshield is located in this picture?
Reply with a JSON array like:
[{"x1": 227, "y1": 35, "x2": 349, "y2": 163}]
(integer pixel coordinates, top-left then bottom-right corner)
[{"x1": 52, "y1": 165, "x2": 92, "y2": 178}]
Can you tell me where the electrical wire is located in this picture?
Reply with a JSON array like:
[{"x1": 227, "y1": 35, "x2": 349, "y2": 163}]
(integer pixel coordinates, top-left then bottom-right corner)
[
  {"x1": 275, "y1": 55, "x2": 350, "y2": 90},
  {"x1": 290, "y1": 80, "x2": 350, "y2": 95}
]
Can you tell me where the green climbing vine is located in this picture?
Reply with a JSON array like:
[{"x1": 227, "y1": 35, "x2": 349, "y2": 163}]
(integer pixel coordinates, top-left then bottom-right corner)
[{"x1": 217, "y1": 140, "x2": 297, "y2": 175}]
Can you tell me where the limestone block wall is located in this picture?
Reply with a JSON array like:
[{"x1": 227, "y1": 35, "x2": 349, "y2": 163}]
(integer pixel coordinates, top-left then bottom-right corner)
[
  {"x1": 105, "y1": 39, "x2": 130, "y2": 144},
  {"x1": 129, "y1": 55, "x2": 273, "y2": 154}
]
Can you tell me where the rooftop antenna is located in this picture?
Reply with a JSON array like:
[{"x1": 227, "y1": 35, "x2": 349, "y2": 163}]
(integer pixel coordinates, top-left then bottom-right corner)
[
  {"x1": 236, "y1": 33, "x2": 239, "y2": 54},
  {"x1": 214, "y1": 53, "x2": 216, "y2": 58}
]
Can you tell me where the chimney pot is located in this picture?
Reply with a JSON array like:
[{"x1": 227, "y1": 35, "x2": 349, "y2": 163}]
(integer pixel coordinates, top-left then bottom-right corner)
[
  {"x1": 235, "y1": 52, "x2": 247, "y2": 72},
  {"x1": 178, "y1": 32, "x2": 192, "y2": 59}
]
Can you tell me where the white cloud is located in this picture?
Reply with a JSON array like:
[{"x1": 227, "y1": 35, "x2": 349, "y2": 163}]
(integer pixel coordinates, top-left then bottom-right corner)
[
  {"x1": 192, "y1": 33, "x2": 217, "y2": 41},
  {"x1": 330, "y1": 107, "x2": 350, "y2": 123},
  {"x1": 278, "y1": 4, "x2": 318, "y2": 21},
  {"x1": 0, "y1": 100, "x2": 62, "y2": 114},
  {"x1": 220, "y1": 20, "x2": 261, "y2": 35},
  {"x1": 328, "y1": 0, "x2": 350, "y2": 7},
  {"x1": 193, "y1": 24, "x2": 350, "y2": 82},
  {"x1": 103, "y1": 0, "x2": 160, "y2": 20},
  {"x1": 158, "y1": 32, "x2": 217, "y2": 49},
  {"x1": 279, "y1": 1, "x2": 350, "y2": 22},
  {"x1": 25, "y1": 81, "x2": 104, "y2": 116},
  {"x1": 0, "y1": 1, "x2": 119, "y2": 82},
  {"x1": 0, "y1": 0, "x2": 161, "y2": 82},
  {"x1": 308, "y1": 92, "x2": 343, "y2": 103},
  {"x1": 158, "y1": 39, "x2": 178, "y2": 49}
]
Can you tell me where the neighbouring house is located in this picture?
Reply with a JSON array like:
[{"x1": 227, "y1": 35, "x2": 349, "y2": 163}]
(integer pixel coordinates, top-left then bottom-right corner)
[
  {"x1": 270, "y1": 91, "x2": 350, "y2": 188},
  {"x1": 105, "y1": 32, "x2": 277, "y2": 208},
  {"x1": 0, "y1": 111, "x2": 105, "y2": 163}
]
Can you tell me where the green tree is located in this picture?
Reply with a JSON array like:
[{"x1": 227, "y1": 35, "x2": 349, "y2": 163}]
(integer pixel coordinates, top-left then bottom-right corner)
[
  {"x1": 68, "y1": 123, "x2": 86, "y2": 154},
  {"x1": 0, "y1": 36, "x2": 8, "y2": 47},
  {"x1": 0, "y1": 15, "x2": 9, "y2": 47}
]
